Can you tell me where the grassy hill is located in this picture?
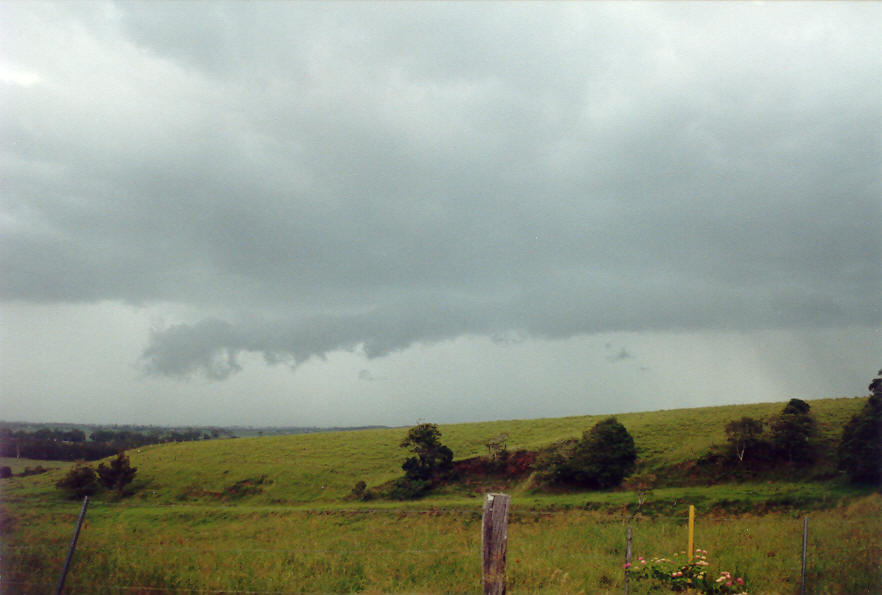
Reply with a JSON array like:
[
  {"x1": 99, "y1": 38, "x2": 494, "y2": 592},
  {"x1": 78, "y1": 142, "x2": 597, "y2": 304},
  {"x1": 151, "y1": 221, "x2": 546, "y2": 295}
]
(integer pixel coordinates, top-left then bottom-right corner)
[
  {"x1": 2, "y1": 396, "x2": 879, "y2": 594},
  {"x1": 3, "y1": 396, "x2": 869, "y2": 508}
]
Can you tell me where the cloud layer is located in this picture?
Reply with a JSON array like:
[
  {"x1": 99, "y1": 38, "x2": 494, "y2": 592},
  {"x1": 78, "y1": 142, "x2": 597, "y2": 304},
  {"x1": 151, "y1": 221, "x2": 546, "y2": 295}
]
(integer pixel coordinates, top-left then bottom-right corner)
[{"x1": 2, "y1": 2, "x2": 879, "y2": 380}]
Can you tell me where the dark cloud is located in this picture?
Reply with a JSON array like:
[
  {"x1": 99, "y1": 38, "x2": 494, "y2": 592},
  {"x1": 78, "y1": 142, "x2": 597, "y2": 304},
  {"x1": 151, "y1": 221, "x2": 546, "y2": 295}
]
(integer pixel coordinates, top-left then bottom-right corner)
[{"x1": 2, "y1": 2, "x2": 880, "y2": 380}]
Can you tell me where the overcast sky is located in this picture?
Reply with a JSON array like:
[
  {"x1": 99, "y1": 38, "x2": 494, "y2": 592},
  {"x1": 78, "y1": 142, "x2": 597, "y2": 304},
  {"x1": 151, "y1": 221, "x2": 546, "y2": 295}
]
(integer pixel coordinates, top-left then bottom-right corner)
[{"x1": 1, "y1": 2, "x2": 879, "y2": 428}]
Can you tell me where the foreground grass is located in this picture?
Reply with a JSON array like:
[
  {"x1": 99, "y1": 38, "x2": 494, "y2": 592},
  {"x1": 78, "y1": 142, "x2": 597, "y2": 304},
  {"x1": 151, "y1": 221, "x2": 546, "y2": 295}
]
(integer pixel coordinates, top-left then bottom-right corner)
[{"x1": 2, "y1": 493, "x2": 879, "y2": 593}]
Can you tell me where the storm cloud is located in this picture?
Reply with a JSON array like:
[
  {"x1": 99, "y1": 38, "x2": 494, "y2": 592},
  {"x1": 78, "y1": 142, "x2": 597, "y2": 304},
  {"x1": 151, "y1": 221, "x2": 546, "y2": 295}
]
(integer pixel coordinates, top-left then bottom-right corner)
[{"x1": 1, "y1": 3, "x2": 879, "y2": 397}]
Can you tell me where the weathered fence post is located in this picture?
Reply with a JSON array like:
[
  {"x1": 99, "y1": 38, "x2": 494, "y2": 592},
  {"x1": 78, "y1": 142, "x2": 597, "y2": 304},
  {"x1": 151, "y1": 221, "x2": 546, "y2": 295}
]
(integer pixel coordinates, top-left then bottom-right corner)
[
  {"x1": 800, "y1": 516, "x2": 808, "y2": 595},
  {"x1": 624, "y1": 524, "x2": 633, "y2": 595},
  {"x1": 55, "y1": 495, "x2": 89, "y2": 595},
  {"x1": 482, "y1": 492, "x2": 511, "y2": 595}
]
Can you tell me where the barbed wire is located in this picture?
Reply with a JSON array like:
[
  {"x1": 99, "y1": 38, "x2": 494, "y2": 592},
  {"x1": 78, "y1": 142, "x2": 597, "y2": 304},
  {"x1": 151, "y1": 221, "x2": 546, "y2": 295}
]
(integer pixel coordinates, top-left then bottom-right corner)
[{"x1": 3, "y1": 542, "x2": 878, "y2": 557}]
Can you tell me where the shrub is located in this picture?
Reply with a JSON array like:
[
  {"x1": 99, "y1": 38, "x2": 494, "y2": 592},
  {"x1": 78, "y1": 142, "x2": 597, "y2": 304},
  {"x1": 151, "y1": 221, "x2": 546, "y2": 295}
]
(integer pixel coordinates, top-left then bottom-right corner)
[
  {"x1": 0, "y1": 466, "x2": 11, "y2": 479},
  {"x1": 386, "y1": 477, "x2": 431, "y2": 500},
  {"x1": 349, "y1": 480, "x2": 374, "y2": 501},
  {"x1": 541, "y1": 417, "x2": 637, "y2": 488},
  {"x1": 97, "y1": 451, "x2": 137, "y2": 496},
  {"x1": 56, "y1": 465, "x2": 99, "y2": 499},
  {"x1": 771, "y1": 398, "x2": 817, "y2": 465},
  {"x1": 632, "y1": 548, "x2": 748, "y2": 594},
  {"x1": 839, "y1": 380, "x2": 882, "y2": 485}
]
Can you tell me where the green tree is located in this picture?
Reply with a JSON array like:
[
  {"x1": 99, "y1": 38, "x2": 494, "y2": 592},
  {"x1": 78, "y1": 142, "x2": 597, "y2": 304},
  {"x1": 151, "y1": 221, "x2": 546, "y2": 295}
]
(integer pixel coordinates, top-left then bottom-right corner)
[
  {"x1": 551, "y1": 417, "x2": 637, "y2": 489},
  {"x1": 97, "y1": 451, "x2": 137, "y2": 496},
  {"x1": 771, "y1": 398, "x2": 817, "y2": 465},
  {"x1": 56, "y1": 464, "x2": 99, "y2": 499},
  {"x1": 400, "y1": 423, "x2": 454, "y2": 482},
  {"x1": 838, "y1": 371, "x2": 882, "y2": 485},
  {"x1": 725, "y1": 417, "x2": 765, "y2": 464}
]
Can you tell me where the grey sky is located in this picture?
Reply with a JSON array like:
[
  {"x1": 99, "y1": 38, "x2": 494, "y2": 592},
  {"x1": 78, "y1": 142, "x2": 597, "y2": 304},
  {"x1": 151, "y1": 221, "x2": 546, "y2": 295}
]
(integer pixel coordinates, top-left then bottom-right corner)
[{"x1": 1, "y1": 2, "x2": 879, "y2": 427}]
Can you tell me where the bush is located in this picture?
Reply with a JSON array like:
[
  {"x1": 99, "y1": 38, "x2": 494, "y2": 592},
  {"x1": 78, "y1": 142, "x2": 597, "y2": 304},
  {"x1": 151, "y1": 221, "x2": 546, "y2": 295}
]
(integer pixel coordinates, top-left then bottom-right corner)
[
  {"x1": 541, "y1": 417, "x2": 637, "y2": 489},
  {"x1": 56, "y1": 465, "x2": 99, "y2": 499},
  {"x1": 632, "y1": 548, "x2": 748, "y2": 594},
  {"x1": 386, "y1": 477, "x2": 431, "y2": 500},
  {"x1": 97, "y1": 451, "x2": 137, "y2": 496},
  {"x1": 349, "y1": 480, "x2": 374, "y2": 501},
  {"x1": 839, "y1": 378, "x2": 882, "y2": 485},
  {"x1": 0, "y1": 466, "x2": 11, "y2": 479},
  {"x1": 771, "y1": 398, "x2": 817, "y2": 465}
]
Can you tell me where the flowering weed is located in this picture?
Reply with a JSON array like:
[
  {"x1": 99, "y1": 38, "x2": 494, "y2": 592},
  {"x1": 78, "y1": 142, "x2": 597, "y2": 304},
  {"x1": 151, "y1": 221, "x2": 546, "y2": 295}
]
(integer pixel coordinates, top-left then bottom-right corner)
[{"x1": 632, "y1": 548, "x2": 747, "y2": 594}]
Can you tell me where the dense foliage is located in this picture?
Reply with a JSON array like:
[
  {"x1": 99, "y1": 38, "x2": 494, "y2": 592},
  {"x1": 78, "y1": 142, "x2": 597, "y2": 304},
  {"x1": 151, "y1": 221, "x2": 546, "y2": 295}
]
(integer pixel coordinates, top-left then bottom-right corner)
[
  {"x1": 97, "y1": 451, "x2": 138, "y2": 496},
  {"x1": 838, "y1": 372, "x2": 882, "y2": 485},
  {"x1": 724, "y1": 417, "x2": 769, "y2": 465},
  {"x1": 390, "y1": 423, "x2": 455, "y2": 499},
  {"x1": 56, "y1": 464, "x2": 99, "y2": 499},
  {"x1": 770, "y1": 398, "x2": 817, "y2": 465},
  {"x1": 539, "y1": 417, "x2": 637, "y2": 488},
  {"x1": 400, "y1": 423, "x2": 454, "y2": 482}
]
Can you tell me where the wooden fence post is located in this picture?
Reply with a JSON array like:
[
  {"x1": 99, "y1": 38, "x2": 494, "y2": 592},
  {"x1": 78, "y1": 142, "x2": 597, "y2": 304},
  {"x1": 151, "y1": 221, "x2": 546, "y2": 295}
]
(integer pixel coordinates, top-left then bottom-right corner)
[
  {"x1": 55, "y1": 495, "x2": 89, "y2": 595},
  {"x1": 482, "y1": 492, "x2": 511, "y2": 595}
]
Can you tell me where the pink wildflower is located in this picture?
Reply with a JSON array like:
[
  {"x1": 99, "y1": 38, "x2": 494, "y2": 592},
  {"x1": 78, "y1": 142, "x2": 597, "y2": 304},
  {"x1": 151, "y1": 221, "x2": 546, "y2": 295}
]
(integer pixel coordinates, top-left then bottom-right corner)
[
  {"x1": 623, "y1": 563, "x2": 631, "y2": 569},
  {"x1": 726, "y1": 581, "x2": 733, "y2": 587},
  {"x1": 736, "y1": 577, "x2": 745, "y2": 585}
]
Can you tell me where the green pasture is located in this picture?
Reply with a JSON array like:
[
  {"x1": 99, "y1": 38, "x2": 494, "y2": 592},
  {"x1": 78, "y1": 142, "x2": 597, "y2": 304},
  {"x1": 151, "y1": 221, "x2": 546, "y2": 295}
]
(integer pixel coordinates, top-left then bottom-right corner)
[
  {"x1": 2, "y1": 494, "x2": 879, "y2": 593},
  {"x1": 1, "y1": 395, "x2": 877, "y2": 593},
  {"x1": 2, "y1": 396, "x2": 867, "y2": 507}
]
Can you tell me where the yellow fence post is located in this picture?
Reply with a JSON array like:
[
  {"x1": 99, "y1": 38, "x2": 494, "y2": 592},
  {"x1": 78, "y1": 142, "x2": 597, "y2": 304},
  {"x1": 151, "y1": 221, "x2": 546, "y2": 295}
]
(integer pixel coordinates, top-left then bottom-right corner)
[{"x1": 687, "y1": 505, "x2": 695, "y2": 562}]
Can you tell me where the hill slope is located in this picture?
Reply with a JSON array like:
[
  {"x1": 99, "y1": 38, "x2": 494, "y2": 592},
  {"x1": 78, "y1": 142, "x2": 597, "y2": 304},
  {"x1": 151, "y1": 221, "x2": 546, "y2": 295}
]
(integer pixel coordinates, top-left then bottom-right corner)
[{"x1": 3, "y1": 396, "x2": 868, "y2": 506}]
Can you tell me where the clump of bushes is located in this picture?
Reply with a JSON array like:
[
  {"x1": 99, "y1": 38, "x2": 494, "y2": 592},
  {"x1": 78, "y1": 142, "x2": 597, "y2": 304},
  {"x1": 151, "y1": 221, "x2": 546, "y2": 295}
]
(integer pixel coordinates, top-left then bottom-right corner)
[
  {"x1": 536, "y1": 417, "x2": 637, "y2": 489},
  {"x1": 56, "y1": 452, "x2": 137, "y2": 499},
  {"x1": 56, "y1": 464, "x2": 100, "y2": 499}
]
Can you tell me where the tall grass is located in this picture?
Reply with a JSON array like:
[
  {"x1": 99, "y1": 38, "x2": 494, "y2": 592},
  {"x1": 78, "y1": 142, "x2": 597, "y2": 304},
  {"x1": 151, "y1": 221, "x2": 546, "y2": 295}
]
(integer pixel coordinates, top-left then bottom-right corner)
[{"x1": 2, "y1": 495, "x2": 879, "y2": 593}]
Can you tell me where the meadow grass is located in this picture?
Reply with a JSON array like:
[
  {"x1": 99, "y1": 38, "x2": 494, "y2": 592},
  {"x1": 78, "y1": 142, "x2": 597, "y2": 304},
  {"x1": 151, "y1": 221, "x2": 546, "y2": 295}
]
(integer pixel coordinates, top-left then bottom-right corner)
[
  {"x1": 2, "y1": 494, "x2": 879, "y2": 593},
  {"x1": 1, "y1": 396, "x2": 876, "y2": 593},
  {"x1": 4, "y1": 396, "x2": 864, "y2": 508}
]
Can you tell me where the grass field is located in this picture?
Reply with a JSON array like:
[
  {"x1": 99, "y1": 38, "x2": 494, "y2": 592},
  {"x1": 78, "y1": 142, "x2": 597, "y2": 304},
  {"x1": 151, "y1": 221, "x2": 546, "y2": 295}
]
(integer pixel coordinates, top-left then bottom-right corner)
[
  {"x1": 1, "y1": 396, "x2": 879, "y2": 593},
  {"x1": 2, "y1": 495, "x2": 879, "y2": 593}
]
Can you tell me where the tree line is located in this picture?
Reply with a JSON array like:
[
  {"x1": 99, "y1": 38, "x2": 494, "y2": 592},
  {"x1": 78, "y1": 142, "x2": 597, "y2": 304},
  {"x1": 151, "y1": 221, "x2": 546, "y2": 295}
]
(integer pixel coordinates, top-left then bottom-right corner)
[
  {"x1": 703, "y1": 370, "x2": 881, "y2": 486},
  {"x1": 0, "y1": 426, "x2": 232, "y2": 461}
]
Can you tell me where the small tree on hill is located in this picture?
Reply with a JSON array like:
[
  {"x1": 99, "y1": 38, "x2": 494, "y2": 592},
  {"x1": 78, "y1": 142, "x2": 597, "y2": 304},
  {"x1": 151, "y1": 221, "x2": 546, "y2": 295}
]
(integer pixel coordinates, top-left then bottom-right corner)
[
  {"x1": 838, "y1": 370, "x2": 882, "y2": 485},
  {"x1": 97, "y1": 451, "x2": 137, "y2": 496},
  {"x1": 725, "y1": 417, "x2": 766, "y2": 464},
  {"x1": 56, "y1": 464, "x2": 99, "y2": 499},
  {"x1": 547, "y1": 417, "x2": 637, "y2": 489},
  {"x1": 400, "y1": 423, "x2": 454, "y2": 482},
  {"x1": 771, "y1": 398, "x2": 817, "y2": 465},
  {"x1": 486, "y1": 433, "x2": 509, "y2": 461}
]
